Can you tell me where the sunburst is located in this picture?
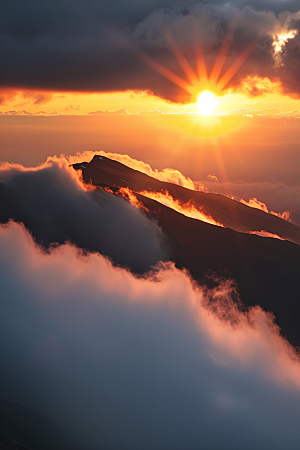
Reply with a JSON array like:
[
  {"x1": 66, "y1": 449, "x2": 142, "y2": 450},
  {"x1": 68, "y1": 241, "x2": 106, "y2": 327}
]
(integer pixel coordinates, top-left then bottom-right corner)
[{"x1": 133, "y1": 31, "x2": 256, "y2": 113}]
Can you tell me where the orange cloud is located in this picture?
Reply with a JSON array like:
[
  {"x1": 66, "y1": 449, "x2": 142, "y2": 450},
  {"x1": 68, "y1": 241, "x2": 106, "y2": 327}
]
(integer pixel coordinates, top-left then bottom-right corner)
[
  {"x1": 68, "y1": 150, "x2": 196, "y2": 190},
  {"x1": 0, "y1": 88, "x2": 53, "y2": 107},
  {"x1": 117, "y1": 187, "x2": 149, "y2": 211},
  {"x1": 138, "y1": 189, "x2": 223, "y2": 227},
  {"x1": 250, "y1": 230, "x2": 284, "y2": 240},
  {"x1": 241, "y1": 197, "x2": 291, "y2": 222}
]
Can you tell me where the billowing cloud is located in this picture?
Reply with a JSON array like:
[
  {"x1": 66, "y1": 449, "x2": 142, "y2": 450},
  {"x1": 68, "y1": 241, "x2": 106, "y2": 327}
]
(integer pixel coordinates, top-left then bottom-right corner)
[
  {"x1": 0, "y1": 158, "x2": 168, "y2": 272},
  {"x1": 138, "y1": 188, "x2": 224, "y2": 226},
  {"x1": 1, "y1": 220, "x2": 300, "y2": 449},
  {"x1": 1, "y1": 1, "x2": 300, "y2": 101},
  {"x1": 68, "y1": 150, "x2": 196, "y2": 189}
]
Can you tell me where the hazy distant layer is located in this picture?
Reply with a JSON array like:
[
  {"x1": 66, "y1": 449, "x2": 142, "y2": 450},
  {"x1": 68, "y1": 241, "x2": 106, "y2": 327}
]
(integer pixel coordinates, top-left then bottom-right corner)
[{"x1": 1, "y1": 114, "x2": 300, "y2": 186}]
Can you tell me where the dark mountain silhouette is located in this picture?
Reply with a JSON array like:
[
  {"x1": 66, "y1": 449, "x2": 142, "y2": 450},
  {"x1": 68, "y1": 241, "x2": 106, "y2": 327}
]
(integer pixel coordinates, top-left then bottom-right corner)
[
  {"x1": 74, "y1": 155, "x2": 300, "y2": 245},
  {"x1": 73, "y1": 155, "x2": 300, "y2": 349}
]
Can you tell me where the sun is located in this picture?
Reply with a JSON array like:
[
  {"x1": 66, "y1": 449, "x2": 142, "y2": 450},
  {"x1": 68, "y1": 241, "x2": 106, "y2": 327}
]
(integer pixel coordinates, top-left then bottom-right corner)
[
  {"x1": 130, "y1": 30, "x2": 255, "y2": 115},
  {"x1": 197, "y1": 91, "x2": 218, "y2": 115}
]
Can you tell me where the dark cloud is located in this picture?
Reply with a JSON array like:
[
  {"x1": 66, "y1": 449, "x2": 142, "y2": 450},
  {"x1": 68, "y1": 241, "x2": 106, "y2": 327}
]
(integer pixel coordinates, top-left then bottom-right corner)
[
  {"x1": 2, "y1": 220, "x2": 300, "y2": 449},
  {"x1": 1, "y1": 1, "x2": 300, "y2": 101},
  {"x1": 0, "y1": 159, "x2": 168, "y2": 272},
  {"x1": 279, "y1": 27, "x2": 300, "y2": 94}
]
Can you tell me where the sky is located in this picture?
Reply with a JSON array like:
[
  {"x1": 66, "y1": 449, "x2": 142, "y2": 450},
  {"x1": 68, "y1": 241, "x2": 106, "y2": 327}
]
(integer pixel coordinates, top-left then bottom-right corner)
[
  {"x1": 2, "y1": 0, "x2": 300, "y2": 113},
  {"x1": 1, "y1": 0, "x2": 300, "y2": 199},
  {"x1": 2, "y1": 1, "x2": 300, "y2": 449}
]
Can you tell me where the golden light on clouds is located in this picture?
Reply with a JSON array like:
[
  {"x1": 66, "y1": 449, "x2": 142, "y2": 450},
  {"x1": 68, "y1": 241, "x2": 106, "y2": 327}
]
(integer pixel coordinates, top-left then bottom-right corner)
[
  {"x1": 1, "y1": 9, "x2": 300, "y2": 121},
  {"x1": 273, "y1": 30, "x2": 298, "y2": 54},
  {"x1": 273, "y1": 29, "x2": 298, "y2": 65},
  {"x1": 133, "y1": 31, "x2": 257, "y2": 110},
  {"x1": 2, "y1": 82, "x2": 300, "y2": 120},
  {"x1": 1, "y1": 23, "x2": 300, "y2": 120}
]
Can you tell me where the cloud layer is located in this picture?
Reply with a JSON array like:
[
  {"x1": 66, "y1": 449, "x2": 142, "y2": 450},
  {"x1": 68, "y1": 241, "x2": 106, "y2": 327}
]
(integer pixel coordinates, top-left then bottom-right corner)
[
  {"x1": 1, "y1": 1, "x2": 300, "y2": 101},
  {"x1": 1, "y1": 220, "x2": 300, "y2": 449},
  {"x1": 0, "y1": 158, "x2": 168, "y2": 272}
]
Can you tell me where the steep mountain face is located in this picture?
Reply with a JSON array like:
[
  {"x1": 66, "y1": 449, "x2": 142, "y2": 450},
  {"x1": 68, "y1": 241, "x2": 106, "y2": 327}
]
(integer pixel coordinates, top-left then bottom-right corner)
[
  {"x1": 73, "y1": 156, "x2": 300, "y2": 348},
  {"x1": 74, "y1": 155, "x2": 300, "y2": 245}
]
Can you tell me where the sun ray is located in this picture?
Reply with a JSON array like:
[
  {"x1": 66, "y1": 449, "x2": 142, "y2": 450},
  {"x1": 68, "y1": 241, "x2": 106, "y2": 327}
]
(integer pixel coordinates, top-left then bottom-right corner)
[
  {"x1": 116, "y1": 22, "x2": 256, "y2": 107},
  {"x1": 194, "y1": 42, "x2": 208, "y2": 84},
  {"x1": 110, "y1": 31, "x2": 196, "y2": 95},
  {"x1": 216, "y1": 42, "x2": 256, "y2": 92},
  {"x1": 209, "y1": 34, "x2": 232, "y2": 85},
  {"x1": 190, "y1": 16, "x2": 208, "y2": 85},
  {"x1": 166, "y1": 34, "x2": 199, "y2": 87},
  {"x1": 210, "y1": 137, "x2": 229, "y2": 183},
  {"x1": 135, "y1": 49, "x2": 195, "y2": 95}
]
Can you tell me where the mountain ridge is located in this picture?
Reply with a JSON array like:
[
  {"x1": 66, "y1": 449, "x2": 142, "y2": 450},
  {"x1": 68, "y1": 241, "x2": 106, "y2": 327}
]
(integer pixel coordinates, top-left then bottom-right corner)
[
  {"x1": 73, "y1": 155, "x2": 300, "y2": 348},
  {"x1": 74, "y1": 155, "x2": 300, "y2": 245}
]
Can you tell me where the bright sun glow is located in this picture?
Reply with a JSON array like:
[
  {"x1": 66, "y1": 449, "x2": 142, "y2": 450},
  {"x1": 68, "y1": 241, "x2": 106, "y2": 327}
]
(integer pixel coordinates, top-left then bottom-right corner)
[{"x1": 197, "y1": 91, "x2": 218, "y2": 114}]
